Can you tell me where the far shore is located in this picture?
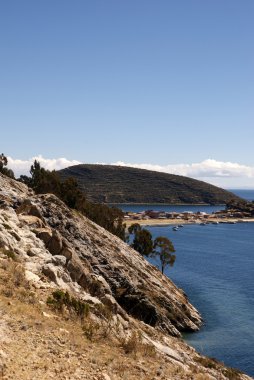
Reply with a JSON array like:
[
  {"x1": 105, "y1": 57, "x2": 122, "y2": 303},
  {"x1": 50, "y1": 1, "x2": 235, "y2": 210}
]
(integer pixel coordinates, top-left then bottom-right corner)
[
  {"x1": 109, "y1": 203, "x2": 225, "y2": 206},
  {"x1": 125, "y1": 217, "x2": 254, "y2": 227}
]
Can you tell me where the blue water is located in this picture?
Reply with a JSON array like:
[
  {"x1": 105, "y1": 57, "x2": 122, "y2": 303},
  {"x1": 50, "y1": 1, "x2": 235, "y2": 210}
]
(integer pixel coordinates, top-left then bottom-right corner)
[
  {"x1": 120, "y1": 189, "x2": 254, "y2": 375},
  {"x1": 147, "y1": 222, "x2": 254, "y2": 376},
  {"x1": 114, "y1": 190, "x2": 254, "y2": 214},
  {"x1": 229, "y1": 189, "x2": 254, "y2": 202}
]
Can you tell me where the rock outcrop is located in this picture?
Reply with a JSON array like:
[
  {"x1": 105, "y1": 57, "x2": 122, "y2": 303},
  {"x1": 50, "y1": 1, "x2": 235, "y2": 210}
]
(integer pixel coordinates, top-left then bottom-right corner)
[
  {"x1": 0, "y1": 173, "x2": 252, "y2": 380},
  {"x1": 0, "y1": 173, "x2": 201, "y2": 337}
]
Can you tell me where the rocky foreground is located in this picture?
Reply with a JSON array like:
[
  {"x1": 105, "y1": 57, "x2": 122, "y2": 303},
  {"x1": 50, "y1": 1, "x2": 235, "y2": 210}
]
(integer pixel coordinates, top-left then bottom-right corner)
[{"x1": 0, "y1": 173, "x2": 252, "y2": 380}]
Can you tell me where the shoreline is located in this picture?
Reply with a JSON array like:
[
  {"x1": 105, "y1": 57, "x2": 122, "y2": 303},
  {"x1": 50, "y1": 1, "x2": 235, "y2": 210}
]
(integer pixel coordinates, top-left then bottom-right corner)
[
  {"x1": 109, "y1": 202, "x2": 225, "y2": 206},
  {"x1": 125, "y1": 218, "x2": 254, "y2": 227}
]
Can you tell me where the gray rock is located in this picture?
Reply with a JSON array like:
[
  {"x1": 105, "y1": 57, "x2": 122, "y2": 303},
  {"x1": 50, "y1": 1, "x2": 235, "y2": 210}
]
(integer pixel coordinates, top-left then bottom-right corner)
[{"x1": 52, "y1": 255, "x2": 67, "y2": 267}]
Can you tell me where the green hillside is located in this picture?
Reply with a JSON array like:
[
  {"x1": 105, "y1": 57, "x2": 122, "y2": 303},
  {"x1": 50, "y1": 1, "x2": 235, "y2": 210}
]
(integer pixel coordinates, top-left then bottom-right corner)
[{"x1": 58, "y1": 164, "x2": 242, "y2": 205}]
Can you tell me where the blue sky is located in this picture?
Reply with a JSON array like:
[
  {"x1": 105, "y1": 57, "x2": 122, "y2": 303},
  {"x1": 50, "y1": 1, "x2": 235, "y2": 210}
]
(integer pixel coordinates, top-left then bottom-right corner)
[{"x1": 1, "y1": 1, "x2": 254, "y2": 187}]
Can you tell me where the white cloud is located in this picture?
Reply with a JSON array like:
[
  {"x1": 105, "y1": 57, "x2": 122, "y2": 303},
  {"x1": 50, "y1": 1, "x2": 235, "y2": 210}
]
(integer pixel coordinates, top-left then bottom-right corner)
[
  {"x1": 110, "y1": 159, "x2": 254, "y2": 179},
  {"x1": 5, "y1": 156, "x2": 254, "y2": 188},
  {"x1": 7, "y1": 155, "x2": 82, "y2": 177}
]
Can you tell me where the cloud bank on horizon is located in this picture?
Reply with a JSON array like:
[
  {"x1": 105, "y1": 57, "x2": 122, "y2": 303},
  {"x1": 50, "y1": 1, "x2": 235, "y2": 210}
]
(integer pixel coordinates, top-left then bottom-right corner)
[
  {"x1": 7, "y1": 156, "x2": 254, "y2": 188},
  {"x1": 7, "y1": 155, "x2": 81, "y2": 177}
]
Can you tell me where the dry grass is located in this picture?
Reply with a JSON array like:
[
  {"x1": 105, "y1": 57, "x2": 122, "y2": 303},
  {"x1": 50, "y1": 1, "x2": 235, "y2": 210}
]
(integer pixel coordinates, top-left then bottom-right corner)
[
  {"x1": 0, "y1": 258, "x2": 36, "y2": 303},
  {"x1": 120, "y1": 330, "x2": 156, "y2": 359},
  {"x1": 0, "y1": 256, "x2": 248, "y2": 380}
]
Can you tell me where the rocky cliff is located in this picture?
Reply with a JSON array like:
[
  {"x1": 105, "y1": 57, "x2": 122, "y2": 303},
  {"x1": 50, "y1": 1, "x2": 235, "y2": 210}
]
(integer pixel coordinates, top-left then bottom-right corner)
[{"x1": 0, "y1": 173, "x2": 251, "y2": 379}]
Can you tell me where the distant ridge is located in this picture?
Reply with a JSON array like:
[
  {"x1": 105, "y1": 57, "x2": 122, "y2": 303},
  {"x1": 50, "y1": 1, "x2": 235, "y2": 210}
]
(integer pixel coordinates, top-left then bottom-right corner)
[{"x1": 58, "y1": 164, "x2": 242, "y2": 205}]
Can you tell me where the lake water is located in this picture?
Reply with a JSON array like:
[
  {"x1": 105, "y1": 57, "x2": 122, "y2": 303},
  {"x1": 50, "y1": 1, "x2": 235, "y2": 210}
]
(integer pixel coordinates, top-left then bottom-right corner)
[
  {"x1": 119, "y1": 189, "x2": 254, "y2": 376},
  {"x1": 147, "y1": 222, "x2": 254, "y2": 377},
  {"x1": 229, "y1": 189, "x2": 254, "y2": 202},
  {"x1": 114, "y1": 190, "x2": 254, "y2": 214}
]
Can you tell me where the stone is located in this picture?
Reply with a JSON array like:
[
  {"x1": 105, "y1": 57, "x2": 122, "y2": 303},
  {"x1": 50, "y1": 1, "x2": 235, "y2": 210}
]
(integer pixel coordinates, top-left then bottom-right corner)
[
  {"x1": 18, "y1": 214, "x2": 45, "y2": 228},
  {"x1": 42, "y1": 312, "x2": 53, "y2": 318},
  {"x1": 25, "y1": 270, "x2": 41, "y2": 284},
  {"x1": 66, "y1": 255, "x2": 84, "y2": 283},
  {"x1": 42, "y1": 264, "x2": 59, "y2": 283},
  {"x1": 101, "y1": 294, "x2": 118, "y2": 314},
  {"x1": 102, "y1": 374, "x2": 111, "y2": 380},
  {"x1": 47, "y1": 230, "x2": 63, "y2": 255},
  {"x1": 34, "y1": 228, "x2": 52, "y2": 245},
  {"x1": 51, "y1": 255, "x2": 67, "y2": 267},
  {"x1": 16, "y1": 199, "x2": 43, "y2": 218},
  {"x1": 61, "y1": 247, "x2": 73, "y2": 261}
]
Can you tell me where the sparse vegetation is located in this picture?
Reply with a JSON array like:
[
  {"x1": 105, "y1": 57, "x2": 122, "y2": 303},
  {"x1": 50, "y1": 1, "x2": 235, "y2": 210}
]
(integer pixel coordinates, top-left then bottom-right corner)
[
  {"x1": 0, "y1": 153, "x2": 15, "y2": 179},
  {"x1": 120, "y1": 331, "x2": 156, "y2": 359},
  {"x1": 19, "y1": 160, "x2": 126, "y2": 240},
  {"x1": 226, "y1": 199, "x2": 254, "y2": 216},
  {"x1": 194, "y1": 356, "x2": 242, "y2": 379},
  {"x1": 0, "y1": 258, "x2": 35, "y2": 303},
  {"x1": 46, "y1": 290, "x2": 90, "y2": 322},
  {"x1": 0, "y1": 248, "x2": 17, "y2": 261},
  {"x1": 2, "y1": 223, "x2": 12, "y2": 230},
  {"x1": 121, "y1": 331, "x2": 142, "y2": 355},
  {"x1": 82, "y1": 320, "x2": 100, "y2": 341}
]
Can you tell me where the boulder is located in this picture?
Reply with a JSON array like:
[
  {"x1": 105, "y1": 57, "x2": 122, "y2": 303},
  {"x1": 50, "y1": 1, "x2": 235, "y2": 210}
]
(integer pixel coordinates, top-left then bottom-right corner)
[
  {"x1": 16, "y1": 199, "x2": 43, "y2": 219},
  {"x1": 34, "y1": 228, "x2": 52, "y2": 245},
  {"x1": 60, "y1": 247, "x2": 73, "y2": 262},
  {"x1": 47, "y1": 230, "x2": 63, "y2": 255},
  {"x1": 66, "y1": 255, "x2": 84, "y2": 283},
  {"x1": 18, "y1": 214, "x2": 45, "y2": 228},
  {"x1": 51, "y1": 255, "x2": 67, "y2": 267}
]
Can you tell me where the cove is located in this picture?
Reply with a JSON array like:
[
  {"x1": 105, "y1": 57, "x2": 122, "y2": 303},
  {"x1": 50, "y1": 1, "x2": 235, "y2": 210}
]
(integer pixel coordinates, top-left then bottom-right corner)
[{"x1": 147, "y1": 222, "x2": 254, "y2": 377}]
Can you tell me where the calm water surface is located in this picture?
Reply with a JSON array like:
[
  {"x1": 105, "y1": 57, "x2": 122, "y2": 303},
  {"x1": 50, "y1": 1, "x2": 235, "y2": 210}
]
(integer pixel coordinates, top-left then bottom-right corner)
[
  {"x1": 229, "y1": 189, "x2": 254, "y2": 202},
  {"x1": 147, "y1": 222, "x2": 254, "y2": 376},
  {"x1": 118, "y1": 189, "x2": 254, "y2": 376}
]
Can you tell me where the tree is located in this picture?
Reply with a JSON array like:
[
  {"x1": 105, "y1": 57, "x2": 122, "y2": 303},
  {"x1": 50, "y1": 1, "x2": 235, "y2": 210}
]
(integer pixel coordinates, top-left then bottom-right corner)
[
  {"x1": 0, "y1": 153, "x2": 15, "y2": 179},
  {"x1": 153, "y1": 236, "x2": 176, "y2": 275},
  {"x1": 128, "y1": 223, "x2": 141, "y2": 235},
  {"x1": 128, "y1": 223, "x2": 153, "y2": 256},
  {"x1": 0, "y1": 153, "x2": 7, "y2": 168},
  {"x1": 19, "y1": 160, "x2": 126, "y2": 241}
]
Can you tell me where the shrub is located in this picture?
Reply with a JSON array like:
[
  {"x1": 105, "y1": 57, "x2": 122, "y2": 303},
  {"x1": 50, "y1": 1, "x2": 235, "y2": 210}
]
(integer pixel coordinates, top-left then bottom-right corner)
[
  {"x1": 121, "y1": 331, "x2": 141, "y2": 355},
  {"x1": 82, "y1": 320, "x2": 100, "y2": 341},
  {"x1": 0, "y1": 248, "x2": 17, "y2": 261},
  {"x1": 2, "y1": 223, "x2": 12, "y2": 231},
  {"x1": 46, "y1": 290, "x2": 90, "y2": 322}
]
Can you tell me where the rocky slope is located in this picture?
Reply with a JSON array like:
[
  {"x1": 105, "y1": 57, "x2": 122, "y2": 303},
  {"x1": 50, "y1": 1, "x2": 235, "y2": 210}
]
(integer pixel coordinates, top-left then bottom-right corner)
[
  {"x1": 58, "y1": 164, "x2": 242, "y2": 204},
  {"x1": 0, "y1": 173, "x2": 252, "y2": 380}
]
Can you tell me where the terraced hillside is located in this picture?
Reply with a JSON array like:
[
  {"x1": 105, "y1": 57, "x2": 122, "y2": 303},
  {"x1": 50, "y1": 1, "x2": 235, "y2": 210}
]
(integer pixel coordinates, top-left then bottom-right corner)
[{"x1": 58, "y1": 164, "x2": 241, "y2": 204}]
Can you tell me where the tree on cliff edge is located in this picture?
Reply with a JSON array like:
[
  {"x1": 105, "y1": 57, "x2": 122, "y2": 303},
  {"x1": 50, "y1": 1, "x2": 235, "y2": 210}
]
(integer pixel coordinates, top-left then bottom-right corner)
[
  {"x1": 0, "y1": 153, "x2": 15, "y2": 179},
  {"x1": 153, "y1": 236, "x2": 176, "y2": 275},
  {"x1": 128, "y1": 223, "x2": 154, "y2": 256}
]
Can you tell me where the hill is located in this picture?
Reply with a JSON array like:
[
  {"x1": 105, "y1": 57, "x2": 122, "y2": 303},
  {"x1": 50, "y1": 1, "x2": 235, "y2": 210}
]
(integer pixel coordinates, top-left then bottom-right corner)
[{"x1": 58, "y1": 164, "x2": 241, "y2": 204}]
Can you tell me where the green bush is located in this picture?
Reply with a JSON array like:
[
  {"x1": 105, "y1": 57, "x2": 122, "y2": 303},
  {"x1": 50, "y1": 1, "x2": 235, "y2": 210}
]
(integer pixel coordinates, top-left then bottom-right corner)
[
  {"x1": 0, "y1": 248, "x2": 17, "y2": 261},
  {"x1": 47, "y1": 290, "x2": 90, "y2": 322}
]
